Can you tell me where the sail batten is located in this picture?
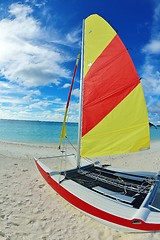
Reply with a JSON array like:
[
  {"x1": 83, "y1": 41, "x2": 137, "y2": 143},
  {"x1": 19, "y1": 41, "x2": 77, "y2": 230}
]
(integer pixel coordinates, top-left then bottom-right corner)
[{"x1": 80, "y1": 14, "x2": 150, "y2": 158}]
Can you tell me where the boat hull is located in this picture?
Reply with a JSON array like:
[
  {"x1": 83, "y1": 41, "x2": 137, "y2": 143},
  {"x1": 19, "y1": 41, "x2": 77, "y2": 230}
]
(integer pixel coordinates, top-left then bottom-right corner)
[{"x1": 35, "y1": 159, "x2": 160, "y2": 232}]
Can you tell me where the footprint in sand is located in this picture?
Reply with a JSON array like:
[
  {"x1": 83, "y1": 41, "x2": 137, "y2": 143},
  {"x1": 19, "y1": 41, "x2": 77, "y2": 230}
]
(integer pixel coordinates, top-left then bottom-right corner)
[
  {"x1": 0, "y1": 213, "x2": 5, "y2": 219},
  {"x1": 7, "y1": 221, "x2": 20, "y2": 227},
  {"x1": 0, "y1": 231, "x2": 5, "y2": 237}
]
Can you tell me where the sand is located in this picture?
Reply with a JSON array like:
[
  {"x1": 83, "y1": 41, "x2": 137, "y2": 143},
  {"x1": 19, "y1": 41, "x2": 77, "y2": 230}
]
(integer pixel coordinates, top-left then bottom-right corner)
[{"x1": 0, "y1": 140, "x2": 160, "y2": 240}]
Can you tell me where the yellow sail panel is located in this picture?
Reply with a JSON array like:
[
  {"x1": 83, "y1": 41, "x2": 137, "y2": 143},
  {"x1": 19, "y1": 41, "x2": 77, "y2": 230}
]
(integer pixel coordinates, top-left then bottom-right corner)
[
  {"x1": 81, "y1": 84, "x2": 150, "y2": 157},
  {"x1": 84, "y1": 14, "x2": 116, "y2": 77}
]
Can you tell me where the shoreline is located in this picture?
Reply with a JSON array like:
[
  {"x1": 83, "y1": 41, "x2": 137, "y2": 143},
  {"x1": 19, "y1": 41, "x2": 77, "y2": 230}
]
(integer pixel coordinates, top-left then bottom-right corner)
[
  {"x1": 0, "y1": 139, "x2": 78, "y2": 150},
  {"x1": 1, "y1": 140, "x2": 160, "y2": 239},
  {"x1": 0, "y1": 139, "x2": 160, "y2": 147}
]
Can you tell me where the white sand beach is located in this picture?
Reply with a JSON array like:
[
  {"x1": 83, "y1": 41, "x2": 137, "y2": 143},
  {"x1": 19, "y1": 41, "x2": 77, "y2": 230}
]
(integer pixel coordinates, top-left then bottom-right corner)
[{"x1": 0, "y1": 140, "x2": 160, "y2": 240}]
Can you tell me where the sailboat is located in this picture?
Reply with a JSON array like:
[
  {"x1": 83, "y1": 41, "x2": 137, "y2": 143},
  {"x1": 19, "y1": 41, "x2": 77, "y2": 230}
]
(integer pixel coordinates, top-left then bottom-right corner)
[{"x1": 34, "y1": 14, "x2": 160, "y2": 232}]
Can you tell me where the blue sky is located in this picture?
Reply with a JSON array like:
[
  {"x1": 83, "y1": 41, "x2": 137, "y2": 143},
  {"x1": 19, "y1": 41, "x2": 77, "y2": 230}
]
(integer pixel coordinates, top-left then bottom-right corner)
[{"x1": 0, "y1": 0, "x2": 160, "y2": 124}]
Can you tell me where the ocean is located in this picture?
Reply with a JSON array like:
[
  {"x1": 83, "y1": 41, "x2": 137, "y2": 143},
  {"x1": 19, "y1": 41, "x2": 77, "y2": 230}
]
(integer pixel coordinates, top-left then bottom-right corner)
[
  {"x1": 0, "y1": 119, "x2": 159, "y2": 144},
  {"x1": 0, "y1": 119, "x2": 78, "y2": 144}
]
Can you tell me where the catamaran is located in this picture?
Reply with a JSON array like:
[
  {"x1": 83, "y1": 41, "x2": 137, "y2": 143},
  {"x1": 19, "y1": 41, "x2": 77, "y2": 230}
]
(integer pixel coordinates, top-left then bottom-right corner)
[{"x1": 34, "y1": 14, "x2": 160, "y2": 232}]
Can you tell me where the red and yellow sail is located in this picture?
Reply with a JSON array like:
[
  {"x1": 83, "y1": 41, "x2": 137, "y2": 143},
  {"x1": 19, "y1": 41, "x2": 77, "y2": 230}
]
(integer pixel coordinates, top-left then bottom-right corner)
[
  {"x1": 80, "y1": 14, "x2": 150, "y2": 157},
  {"x1": 59, "y1": 53, "x2": 80, "y2": 149}
]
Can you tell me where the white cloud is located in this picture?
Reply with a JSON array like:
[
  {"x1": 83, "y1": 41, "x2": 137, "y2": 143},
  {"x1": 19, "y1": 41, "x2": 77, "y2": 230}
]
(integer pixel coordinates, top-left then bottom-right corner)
[
  {"x1": 72, "y1": 88, "x2": 80, "y2": 98},
  {"x1": 0, "y1": 3, "x2": 71, "y2": 88},
  {"x1": 153, "y1": 1, "x2": 160, "y2": 22},
  {"x1": 28, "y1": 101, "x2": 50, "y2": 109},
  {"x1": 142, "y1": 39, "x2": 160, "y2": 54},
  {"x1": 25, "y1": 0, "x2": 47, "y2": 8},
  {"x1": 141, "y1": 1, "x2": 160, "y2": 121},
  {"x1": 62, "y1": 83, "x2": 70, "y2": 88},
  {"x1": 9, "y1": 3, "x2": 33, "y2": 19},
  {"x1": 141, "y1": 64, "x2": 160, "y2": 95},
  {"x1": 0, "y1": 2, "x2": 81, "y2": 122},
  {"x1": 65, "y1": 28, "x2": 81, "y2": 45},
  {"x1": 0, "y1": 95, "x2": 58, "y2": 120},
  {"x1": 0, "y1": 81, "x2": 41, "y2": 99}
]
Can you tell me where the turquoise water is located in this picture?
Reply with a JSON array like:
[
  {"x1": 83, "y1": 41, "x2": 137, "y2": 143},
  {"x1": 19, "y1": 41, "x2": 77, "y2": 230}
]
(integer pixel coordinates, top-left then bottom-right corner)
[
  {"x1": 0, "y1": 119, "x2": 159, "y2": 144},
  {"x1": 150, "y1": 125, "x2": 160, "y2": 141},
  {"x1": 0, "y1": 119, "x2": 77, "y2": 144}
]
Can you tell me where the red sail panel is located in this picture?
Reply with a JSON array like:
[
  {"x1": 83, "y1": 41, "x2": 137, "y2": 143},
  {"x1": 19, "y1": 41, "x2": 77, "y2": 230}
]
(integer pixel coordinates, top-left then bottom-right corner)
[{"x1": 82, "y1": 34, "x2": 140, "y2": 137}]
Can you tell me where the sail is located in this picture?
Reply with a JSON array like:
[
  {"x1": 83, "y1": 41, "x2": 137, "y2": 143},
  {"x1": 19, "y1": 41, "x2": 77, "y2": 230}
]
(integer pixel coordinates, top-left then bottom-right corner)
[
  {"x1": 80, "y1": 14, "x2": 150, "y2": 158},
  {"x1": 59, "y1": 53, "x2": 80, "y2": 149}
]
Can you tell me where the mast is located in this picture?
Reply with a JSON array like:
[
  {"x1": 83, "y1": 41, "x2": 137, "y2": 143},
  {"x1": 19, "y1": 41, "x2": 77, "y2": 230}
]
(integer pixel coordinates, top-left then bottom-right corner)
[{"x1": 77, "y1": 19, "x2": 84, "y2": 168}]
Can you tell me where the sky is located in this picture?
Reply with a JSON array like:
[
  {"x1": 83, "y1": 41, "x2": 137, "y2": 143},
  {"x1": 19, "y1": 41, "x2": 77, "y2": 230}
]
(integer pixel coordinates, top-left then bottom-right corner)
[{"x1": 0, "y1": 0, "x2": 160, "y2": 124}]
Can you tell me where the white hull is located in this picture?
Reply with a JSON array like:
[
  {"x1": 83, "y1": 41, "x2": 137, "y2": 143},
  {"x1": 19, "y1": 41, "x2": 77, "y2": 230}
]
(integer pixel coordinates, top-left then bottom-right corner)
[{"x1": 35, "y1": 159, "x2": 160, "y2": 232}]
